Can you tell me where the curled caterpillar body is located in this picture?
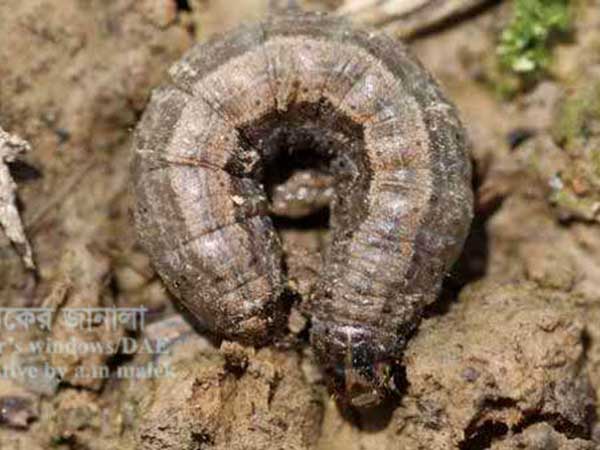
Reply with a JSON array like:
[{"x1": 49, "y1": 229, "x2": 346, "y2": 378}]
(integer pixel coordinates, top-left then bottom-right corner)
[{"x1": 132, "y1": 12, "x2": 473, "y2": 406}]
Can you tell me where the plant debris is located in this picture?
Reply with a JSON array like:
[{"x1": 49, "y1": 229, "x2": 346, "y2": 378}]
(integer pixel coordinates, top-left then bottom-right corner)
[{"x1": 0, "y1": 127, "x2": 35, "y2": 270}]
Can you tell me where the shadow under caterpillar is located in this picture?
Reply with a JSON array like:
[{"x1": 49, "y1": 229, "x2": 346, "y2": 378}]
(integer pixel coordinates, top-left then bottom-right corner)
[{"x1": 132, "y1": 11, "x2": 473, "y2": 407}]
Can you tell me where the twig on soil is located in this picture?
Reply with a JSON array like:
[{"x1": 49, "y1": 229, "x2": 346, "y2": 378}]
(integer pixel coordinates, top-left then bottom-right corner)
[{"x1": 337, "y1": 0, "x2": 496, "y2": 38}]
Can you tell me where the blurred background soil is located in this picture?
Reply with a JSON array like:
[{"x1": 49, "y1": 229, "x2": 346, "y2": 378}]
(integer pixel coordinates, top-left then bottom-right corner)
[{"x1": 0, "y1": 0, "x2": 599, "y2": 449}]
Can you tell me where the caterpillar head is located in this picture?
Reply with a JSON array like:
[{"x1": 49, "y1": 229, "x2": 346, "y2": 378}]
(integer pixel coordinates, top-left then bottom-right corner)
[{"x1": 311, "y1": 322, "x2": 402, "y2": 408}]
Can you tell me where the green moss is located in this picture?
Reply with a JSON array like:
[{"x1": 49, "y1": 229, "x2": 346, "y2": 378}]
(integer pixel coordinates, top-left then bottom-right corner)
[
  {"x1": 489, "y1": 0, "x2": 572, "y2": 97},
  {"x1": 498, "y1": 0, "x2": 571, "y2": 76}
]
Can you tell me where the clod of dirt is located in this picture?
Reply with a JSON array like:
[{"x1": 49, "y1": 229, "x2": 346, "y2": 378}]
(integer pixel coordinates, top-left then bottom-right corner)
[
  {"x1": 0, "y1": 382, "x2": 39, "y2": 430},
  {"x1": 130, "y1": 317, "x2": 323, "y2": 450},
  {"x1": 490, "y1": 423, "x2": 596, "y2": 450},
  {"x1": 48, "y1": 390, "x2": 102, "y2": 445},
  {"x1": 396, "y1": 281, "x2": 595, "y2": 449},
  {"x1": 42, "y1": 245, "x2": 125, "y2": 391}
]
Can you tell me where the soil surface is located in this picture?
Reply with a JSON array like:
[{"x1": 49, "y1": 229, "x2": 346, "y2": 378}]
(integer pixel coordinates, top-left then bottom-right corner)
[{"x1": 0, "y1": 1, "x2": 599, "y2": 449}]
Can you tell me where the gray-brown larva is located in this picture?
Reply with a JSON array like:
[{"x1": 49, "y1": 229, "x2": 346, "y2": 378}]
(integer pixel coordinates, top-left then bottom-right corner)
[{"x1": 132, "y1": 12, "x2": 473, "y2": 406}]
